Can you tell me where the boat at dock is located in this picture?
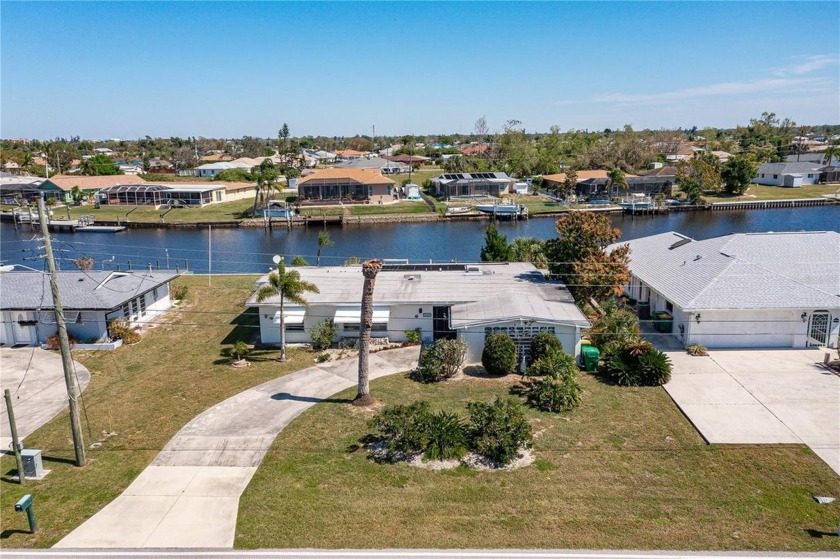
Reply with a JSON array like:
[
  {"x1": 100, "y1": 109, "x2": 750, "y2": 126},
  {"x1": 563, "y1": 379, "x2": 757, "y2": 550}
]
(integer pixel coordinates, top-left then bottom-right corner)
[
  {"x1": 618, "y1": 194, "x2": 653, "y2": 212},
  {"x1": 474, "y1": 203, "x2": 528, "y2": 218},
  {"x1": 445, "y1": 206, "x2": 473, "y2": 215},
  {"x1": 261, "y1": 201, "x2": 295, "y2": 219}
]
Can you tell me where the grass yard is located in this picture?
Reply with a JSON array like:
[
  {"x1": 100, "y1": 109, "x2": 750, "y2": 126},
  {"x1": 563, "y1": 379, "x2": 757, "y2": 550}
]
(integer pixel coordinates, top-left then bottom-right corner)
[
  {"x1": 236, "y1": 371, "x2": 840, "y2": 551},
  {"x1": 350, "y1": 201, "x2": 432, "y2": 216},
  {"x1": 64, "y1": 198, "x2": 256, "y2": 223},
  {"x1": 0, "y1": 275, "x2": 314, "y2": 547},
  {"x1": 508, "y1": 193, "x2": 568, "y2": 214},
  {"x1": 706, "y1": 183, "x2": 840, "y2": 201}
]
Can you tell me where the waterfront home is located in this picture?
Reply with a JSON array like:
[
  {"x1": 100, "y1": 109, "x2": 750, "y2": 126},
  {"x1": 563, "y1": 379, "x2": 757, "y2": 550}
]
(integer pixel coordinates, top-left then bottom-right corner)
[
  {"x1": 611, "y1": 231, "x2": 840, "y2": 350},
  {"x1": 431, "y1": 172, "x2": 514, "y2": 199},
  {"x1": 0, "y1": 174, "x2": 45, "y2": 204},
  {"x1": 297, "y1": 168, "x2": 396, "y2": 205},
  {"x1": 247, "y1": 262, "x2": 590, "y2": 362},
  {"x1": 40, "y1": 174, "x2": 148, "y2": 203},
  {"x1": 752, "y1": 162, "x2": 823, "y2": 187},
  {"x1": 98, "y1": 182, "x2": 227, "y2": 208},
  {"x1": 333, "y1": 156, "x2": 410, "y2": 175},
  {"x1": 0, "y1": 270, "x2": 179, "y2": 347},
  {"x1": 576, "y1": 175, "x2": 675, "y2": 199}
]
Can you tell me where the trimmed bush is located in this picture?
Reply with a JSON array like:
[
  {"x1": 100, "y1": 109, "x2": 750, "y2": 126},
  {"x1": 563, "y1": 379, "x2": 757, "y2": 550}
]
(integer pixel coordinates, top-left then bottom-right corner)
[
  {"x1": 525, "y1": 348, "x2": 578, "y2": 377},
  {"x1": 481, "y1": 333, "x2": 517, "y2": 375},
  {"x1": 369, "y1": 401, "x2": 432, "y2": 457},
  {"x1": 309, "y1": 319, "x2": 337, "y2": 351},
  {"x1": 424, "y1": 411, "x2": 468, "y2": 460},
  {"x1": 686, "y1": 343, "x2": 708, "y2": 356},
  {"x1": 530, "y1": 332, "x2": 563, "y2": 362},
  {"x1": 290, "y1": 255, "x2": 310, "y2": 267},
  {"x1": 412, "y1": 338, "x2": 468, "y2": 383},
  {"x1": 526, "y1": 368, "x2": 582, "y2": 413},
  {"x1": 467, "y1": 397, "x2": 533, "y2": 466}
]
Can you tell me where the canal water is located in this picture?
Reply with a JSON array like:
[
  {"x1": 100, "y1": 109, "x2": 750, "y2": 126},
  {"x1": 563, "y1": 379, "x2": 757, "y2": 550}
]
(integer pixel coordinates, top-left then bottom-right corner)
[{"x1": 1, "y1": 206, "x2": 838, "y2": 273}]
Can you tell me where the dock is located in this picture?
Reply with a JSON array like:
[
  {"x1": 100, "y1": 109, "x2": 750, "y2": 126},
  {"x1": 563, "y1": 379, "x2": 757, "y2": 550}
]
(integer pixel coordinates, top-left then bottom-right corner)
[{"x1": 710, "y1": 198, "x2": 833, "y2": 211}]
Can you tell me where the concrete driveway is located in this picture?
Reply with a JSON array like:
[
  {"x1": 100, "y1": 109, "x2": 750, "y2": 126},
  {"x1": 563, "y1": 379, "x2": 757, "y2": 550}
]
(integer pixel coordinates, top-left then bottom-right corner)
[
  {"x1": 663, "y1": 348, "x2": 840, "y2": 475},
  {"x1": 0, "y1": 347, "x2": 91, "y2": 451}
]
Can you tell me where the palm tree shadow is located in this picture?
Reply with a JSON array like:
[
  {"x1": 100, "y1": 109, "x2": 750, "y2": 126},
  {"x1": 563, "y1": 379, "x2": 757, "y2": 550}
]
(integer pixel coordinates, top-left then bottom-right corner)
[
  {"x1": 221, "y1": 309, "x2": 260, "y2": 345},
  {"x1": 270, "y1": 392, "x2": 353, "y2": 404}
]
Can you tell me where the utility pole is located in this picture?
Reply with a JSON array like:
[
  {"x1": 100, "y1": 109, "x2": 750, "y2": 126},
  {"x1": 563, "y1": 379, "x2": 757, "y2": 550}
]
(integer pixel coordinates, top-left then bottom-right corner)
[{"x1": 37, "y1": 198, "x2": 86, "y2": 467}]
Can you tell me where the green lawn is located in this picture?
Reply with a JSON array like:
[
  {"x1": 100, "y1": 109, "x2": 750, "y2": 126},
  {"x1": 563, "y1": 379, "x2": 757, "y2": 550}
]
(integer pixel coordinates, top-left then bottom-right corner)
[
  {"x1": 236, "y1": 371, "x2": 840, "y2": 550},
  {"x1": 706, "y1": 183, "x2": 840, "y2": 201},
  {"x1": 65, "y1": 198, "x2": 256, "y2": 223},
  {"x1": 350, "y1": 201, "x2": 432, "y2": 216},
  {"x1": 509, "y1": 193, "x2": 568, "y2": 214},
  {"x1": 0, "y1": 275, "x2": 315, "y2": 547}
]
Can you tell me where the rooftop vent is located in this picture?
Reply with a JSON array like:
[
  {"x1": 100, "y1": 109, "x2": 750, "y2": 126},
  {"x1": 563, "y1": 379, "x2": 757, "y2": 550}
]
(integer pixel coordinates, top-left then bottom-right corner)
[
  {"x1": 465, "y1": 266, "x2": 482, "y2": 276},
  {"x1": 403, "y1": 274, "x2": 421, "y2": 282}
]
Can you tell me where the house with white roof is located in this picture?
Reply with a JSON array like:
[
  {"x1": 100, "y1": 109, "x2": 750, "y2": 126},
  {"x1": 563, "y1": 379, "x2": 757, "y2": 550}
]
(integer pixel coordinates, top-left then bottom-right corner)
[
  {"x1": 612, "y1": 231, "x2": 840, "y2": 349},
  {"x1": 752, "y1": 161, "x2": 823, "y2": 187},
  {"x1": 247, "y1": 262, "x2": 590, "y2": 362},
  {"x1": 0, "y1": 270, "x2": 179, "y2": 347}
]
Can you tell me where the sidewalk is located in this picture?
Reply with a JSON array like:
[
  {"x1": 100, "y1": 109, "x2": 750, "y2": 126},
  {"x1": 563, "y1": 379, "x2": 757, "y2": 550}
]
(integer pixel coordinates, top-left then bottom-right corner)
[{"x1": 55, "y1": 346, "x2": 419, "y2": 549}]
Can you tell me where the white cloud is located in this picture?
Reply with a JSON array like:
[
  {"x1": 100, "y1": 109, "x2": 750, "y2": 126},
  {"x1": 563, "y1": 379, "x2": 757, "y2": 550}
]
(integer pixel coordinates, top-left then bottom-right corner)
[{"x1": 773, "y1": 54, "x2": 839, "y2": 76}]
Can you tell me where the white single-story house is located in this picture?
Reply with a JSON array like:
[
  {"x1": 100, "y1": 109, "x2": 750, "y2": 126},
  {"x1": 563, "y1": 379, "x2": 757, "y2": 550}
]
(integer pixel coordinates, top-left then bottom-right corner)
[
  {"x1": 247, "y1": 262, "x2": 590, "y2": 362},
  {"x1": 190, "y1": 161, "x2": 253, "y2": 178},
  {"x1": 0, "y1": 270, "x2": 179, "y2": 347},
  {"x1": 612, "y1": 231, "x2": 840, "y2": 349},
  {"x1": 752, "y1": 162, "x2": 823, "y2": 187}
]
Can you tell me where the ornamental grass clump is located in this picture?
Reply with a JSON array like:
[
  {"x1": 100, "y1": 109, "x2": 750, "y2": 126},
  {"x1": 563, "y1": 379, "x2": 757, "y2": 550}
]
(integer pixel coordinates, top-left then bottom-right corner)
[{"x1": 424, "y1": 411, "x2": 468, "y2": 461}]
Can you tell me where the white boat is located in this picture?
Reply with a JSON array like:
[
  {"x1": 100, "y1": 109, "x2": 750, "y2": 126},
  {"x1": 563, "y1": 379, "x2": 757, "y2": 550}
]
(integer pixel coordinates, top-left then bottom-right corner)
[
  {"x1": 618, "y1": 194, "x2": 652, "y2": 211},
  {"x1": 445, "y1": 206, "x2": 472, "y2": 215},
  {"x1": 261, "y1": 201, "x2": 294, "y2": 219},
  {"x1": 475, "y1": 203, "x2": 527, "y2": 216}
]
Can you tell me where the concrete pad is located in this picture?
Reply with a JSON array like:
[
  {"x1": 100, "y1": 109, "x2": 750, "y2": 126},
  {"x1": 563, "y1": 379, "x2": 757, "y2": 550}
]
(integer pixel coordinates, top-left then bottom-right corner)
[
  {"x1": 678, "y1": 404, "x2": 801, "y2": 444},
  {"x1": 182, "y1": 466, "x2": 256, "y2": 497},
  {"x1": 664, "y1": 352, "x2": 730, "y2": 375},
  {"x1": 810, "y1": 446, "x2": 840, "y2": 475},
  {"x1": 665, "y1": 373, "x2": 759, "y2": 405},
  {"x1": 124, "y1": 466, "x2": 199, "y2": 496},
  {"x1": 0, "y1": 348, "x2": 90, "y2": 449},
  {"x1": 54, "y1": 495, "x2": 177, "y2": 548},
  {"x1": 143, "y1": 495, "x2": 240, "y2": 548},
  {"x1": 728, "y1": 370, "x2": 840, "y2": 404},
  {"x1": 710, "y1": 349, "x2": 825, "y2": 375},
  {"x1": 764, "y1": 402, "x2": 840, "y2": 446}
]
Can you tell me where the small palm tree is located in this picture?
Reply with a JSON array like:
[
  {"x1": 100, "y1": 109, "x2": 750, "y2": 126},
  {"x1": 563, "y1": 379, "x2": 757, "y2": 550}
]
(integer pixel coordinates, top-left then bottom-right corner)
[
  {"x1": 354, "y1": 259, "x2": 382, "y2": 406},
  {"x1": 606, "y1": 168, "x2": 627, "y2": 200},
  {"x1": 316, "y1": 230, "x2": 334, "y2": 267},
  {"x1": 256, "y1": 260, "x2": 319, "y2": 362}
]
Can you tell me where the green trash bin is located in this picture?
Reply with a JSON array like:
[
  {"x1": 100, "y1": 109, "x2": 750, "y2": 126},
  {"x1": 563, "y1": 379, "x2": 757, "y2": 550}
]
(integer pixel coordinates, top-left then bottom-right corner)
[
  {"x1": 653, "y1": 311, "x2": 673, "y2": 333},
  {"x1": 581, "y1": 345, "x2": 600, "y2": 372}
]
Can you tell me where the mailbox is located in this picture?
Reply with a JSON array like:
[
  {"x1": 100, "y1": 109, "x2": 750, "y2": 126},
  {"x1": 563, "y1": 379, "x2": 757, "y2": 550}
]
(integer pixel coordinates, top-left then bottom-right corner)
[{"x1": 14, "y1": 494, "x2": 36, "y2": 533}]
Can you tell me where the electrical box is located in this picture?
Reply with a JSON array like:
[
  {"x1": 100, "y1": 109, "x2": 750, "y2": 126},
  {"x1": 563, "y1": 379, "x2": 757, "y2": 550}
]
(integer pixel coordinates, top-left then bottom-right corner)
[{"x1": 21, "y1": 449, "x2": 44, "y2": 478}]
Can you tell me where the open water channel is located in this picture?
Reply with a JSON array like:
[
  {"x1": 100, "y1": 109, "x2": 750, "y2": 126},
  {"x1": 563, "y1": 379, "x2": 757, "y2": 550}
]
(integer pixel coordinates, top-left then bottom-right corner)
[{"x1": 1, "y1": 205, "x2": 838, "y2": 274}]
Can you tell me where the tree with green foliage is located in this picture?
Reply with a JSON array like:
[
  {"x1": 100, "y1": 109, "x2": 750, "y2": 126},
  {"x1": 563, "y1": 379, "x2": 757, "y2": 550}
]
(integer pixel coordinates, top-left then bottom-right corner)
[
  {"x1": 79, "y1": 154, "x2": 122, "y2": 176},
  {"x1": 510, "y1": 237, "x2": 547, "y2": 268},
  {"x1": 308, "y1": 319, "x2": 337, "y2": 350},
  {"x1": 480, "y1": 224, "x2": 513, "y2": 262},
  {"x1": 544, "y1": 212, "x2": 631, "y2": 303},
  {"x1": 290, "y1": 255, "x2": 310, "y2": 266},
  {"x1": 214, "y1": 168, "x2": 254, "y2": 182},
  {"x1": 316, "y1": 230, "x2": 334, "y2": 266},
  {"x1": 252, "y1": 158, "x2": 280, "y2": 213},
  {"x1": 256, "y1": 260, "x2": 320, "y2": 362},
  {"x1": 605, "y1": 167, "x2": 627, "y2": 199},
  {"x1": 721, "y1": 154, "x2": 758, "y2": 196}
]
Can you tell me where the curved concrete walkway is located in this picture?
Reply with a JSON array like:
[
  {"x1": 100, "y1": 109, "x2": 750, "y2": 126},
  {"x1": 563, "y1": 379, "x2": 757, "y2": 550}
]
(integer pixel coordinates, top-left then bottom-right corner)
[
  {"x1": 1, "y1": 348, "x2": 91, "y2": 451},
  {"x1": 55, "y1": 346, "x2": 419, "y2": 549}
]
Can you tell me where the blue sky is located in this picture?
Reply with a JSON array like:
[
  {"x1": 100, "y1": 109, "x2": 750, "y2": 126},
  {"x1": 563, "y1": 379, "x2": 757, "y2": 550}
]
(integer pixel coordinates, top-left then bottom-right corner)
[{"x1": 2, "y1": 1, "x2": 838, "y2": 139}]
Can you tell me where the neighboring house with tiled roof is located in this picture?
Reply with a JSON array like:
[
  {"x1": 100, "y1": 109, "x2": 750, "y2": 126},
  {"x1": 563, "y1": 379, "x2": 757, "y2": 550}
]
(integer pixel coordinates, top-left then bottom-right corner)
[
  {"x1": 0, "y1": 270, "x2": 179, "y2": 347},
  {"x1": 542, "y1": 170, "x2": 618, "y2": 188},
  {"x1": 460, "y1": 144, "x2": 490, "y2": 156},
  {"x1": 40, "y1": 174, "x2": 147, "y2": 202},
  {"x1": 752, "y1": 162, "x2": 823, "y2": 187},
  {"x1": 297, "y1": 168, "x2": 396, "y2": 205},
  {"x1": 640, "y1": 166, "x2": 679, "y2": 177},
  {"x1": 335, "y1": 149, "x2": 368, "y2": 159},
  {"x1": 611, "y1": 231, "x2": 840, "y2": 349}
]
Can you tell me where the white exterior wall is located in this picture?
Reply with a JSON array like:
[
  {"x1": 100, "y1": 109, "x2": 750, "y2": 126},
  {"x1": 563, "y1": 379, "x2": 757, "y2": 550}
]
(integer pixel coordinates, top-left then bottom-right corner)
[
  {"x1": 458, "y1": 321, "x2": 581, "y2": 363},
  {"x1": 752, "y1": 172, "x2": 819, "y2": 187},
  {"x1": 223, "y1": 187, "x2": 257, "y2": 202}
]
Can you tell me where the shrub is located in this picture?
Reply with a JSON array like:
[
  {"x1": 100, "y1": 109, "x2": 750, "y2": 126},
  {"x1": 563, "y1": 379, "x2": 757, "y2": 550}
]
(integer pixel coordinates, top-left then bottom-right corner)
[
  {"x1": 686, "y1": 343, "x2": 708, "y2": 356},
  {"x1": 526, "y1": 368, "x2": 582, "y2": 413},
  {"x1": 369, "y1": 401, "x2": 432, "y2": 457},
  {"x1": 529, "y1": 332, "x2": 563, "y2": 362},
  {"x1": 231, "y1": 340, "x2": 250, "y2": 361},
  {"x1": 404, "y1": 328, "x2": 422, "y2": 345},
  {"x1": 309, "y1": 319, "x2": 337, "y2": 351},
  {"x1": 45, "y1": 333, "x2": 78, "y2": 350},
  {"x1": 467, "y1": 397, "x2": 533, "y2": 466},
  {"x1": 412, "y1": 338, "x2": 467, "y2": 383},
  {"x1": 481, "y1": 333, "x2": 517, "y2": 375},
  {"x1": 525, "y1": 348, "x2": 578, "y2": 377},
  {"x1": 316, "y1": 352, "x2": 331, "y2": 363},
  {"x1": 587, "y1": 300, "x2": 640, "y2": 352},
  {"x1": 108, "y1": 319, "x2": 140, "y2": 345},
  {"x1": 290, "y1": 255, "x2": 310, "y2": 266},
  {"x1": 602, "y1": 341, "x2": 672, "y2": 386},
  {"x1": 170, "y1": 284, "x2": 188, "y2": 301},
  {"x1": 424, "y1": 411, "x2": 468, "y2": 460}
]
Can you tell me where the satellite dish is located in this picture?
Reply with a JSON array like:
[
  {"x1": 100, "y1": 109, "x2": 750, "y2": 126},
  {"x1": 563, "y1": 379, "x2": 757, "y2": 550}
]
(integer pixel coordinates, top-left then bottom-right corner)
[{"x1": 272, "y1": 255, "x2": 282, "y2": 264}]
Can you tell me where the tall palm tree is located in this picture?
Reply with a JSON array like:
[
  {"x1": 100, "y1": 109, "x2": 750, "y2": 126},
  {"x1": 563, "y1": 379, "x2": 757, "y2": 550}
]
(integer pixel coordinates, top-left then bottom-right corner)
[
  {"x1": 252, "y1": 159, "x2": 279, "y2": 214},
  {"x1": 606, "y1": 168, "x2": 627, "y2": 200},
  {"x1": 354, "y1": 258, "x2": 382, "y2": 406},
  {"x1": 316, "y1": 230, "x2": 334, "y2": 266},
  {"x1": 256, "y1": 260, "x2": 319, "y2": 362},
  {"x1": 822, "y1": 140, "x2": 840, "y2": 167}
]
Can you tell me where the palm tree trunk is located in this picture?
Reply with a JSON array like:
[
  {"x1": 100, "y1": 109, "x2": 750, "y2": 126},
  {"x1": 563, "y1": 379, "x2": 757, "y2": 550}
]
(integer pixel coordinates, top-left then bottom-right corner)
[
  {"x1": 317, "y1": 248, "x2": 321, "y2": 267},
  {"x1": 354, "y1": 259, "x2": 382, "y2": 406},
  {"x1": 279, "y1": 293, "x2": 287, "y2": 362}
]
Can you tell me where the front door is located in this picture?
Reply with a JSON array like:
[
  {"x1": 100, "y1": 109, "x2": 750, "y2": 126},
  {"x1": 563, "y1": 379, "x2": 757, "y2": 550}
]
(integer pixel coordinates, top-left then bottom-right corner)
[
  {"x1": 11, "y1": 312, "x2": 35, "y2": 345},
  {"x1": 807, "y1": 311, "x2": 830, "y2": 347},
  {"x1": 432, "y1": 306, "x2": 456, "y2": 341}
]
